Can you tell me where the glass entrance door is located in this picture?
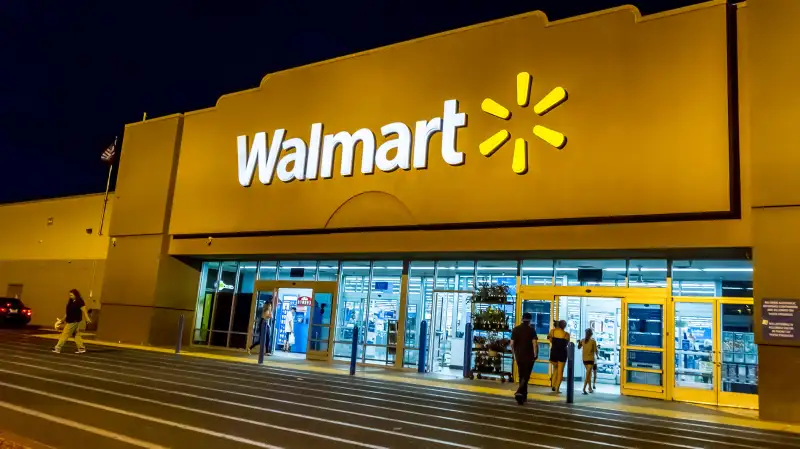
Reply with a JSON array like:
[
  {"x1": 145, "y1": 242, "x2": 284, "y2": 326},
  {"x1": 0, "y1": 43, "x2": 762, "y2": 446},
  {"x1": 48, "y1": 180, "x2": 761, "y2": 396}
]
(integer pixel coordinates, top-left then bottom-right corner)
[
  {"x1": 671, "y1": 297, "x2": 758, "y2": 408},
  {"x1": 672, "y1": 298, "x2": 717, "y2": 404},
  {"x1": 426, "y1": 290, "x2": 471, "y2": 373},
  {"x1": 250, "y1": 280, "x2": 338, "y2": 361},
  {"x1": 520, "y1": 298, "x2": 555, "y2": 380},
  {"x1": 621, "y1": 299, "x2": 665, "y2": 399},
  {"x1": 428, "y1": 291, "x2": 452, "y2": 372}
]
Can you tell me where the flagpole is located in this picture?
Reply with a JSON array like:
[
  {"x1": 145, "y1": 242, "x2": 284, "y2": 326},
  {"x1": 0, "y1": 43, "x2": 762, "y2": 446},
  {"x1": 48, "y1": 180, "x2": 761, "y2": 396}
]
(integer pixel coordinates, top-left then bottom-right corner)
[{"x1": 98, "y1": 136, "x2": 117, "y2": 236}]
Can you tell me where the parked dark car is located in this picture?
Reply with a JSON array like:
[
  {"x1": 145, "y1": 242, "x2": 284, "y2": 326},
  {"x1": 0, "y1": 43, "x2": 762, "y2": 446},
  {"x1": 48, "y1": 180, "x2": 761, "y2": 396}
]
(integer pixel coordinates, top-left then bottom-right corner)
[{"x1": 0, "y1": 298, "x2": 32, "y2": 326}]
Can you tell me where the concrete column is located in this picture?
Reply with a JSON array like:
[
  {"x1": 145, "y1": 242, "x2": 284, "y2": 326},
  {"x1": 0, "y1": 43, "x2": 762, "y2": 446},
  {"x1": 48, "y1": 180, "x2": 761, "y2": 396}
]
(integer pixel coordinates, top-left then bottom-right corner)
[
  {"x1": 96, "y1": 114, "x2": 200, "y2": 347},
  {"x1": 746, "y1": 0, "x2": 800, "y2": 423}
]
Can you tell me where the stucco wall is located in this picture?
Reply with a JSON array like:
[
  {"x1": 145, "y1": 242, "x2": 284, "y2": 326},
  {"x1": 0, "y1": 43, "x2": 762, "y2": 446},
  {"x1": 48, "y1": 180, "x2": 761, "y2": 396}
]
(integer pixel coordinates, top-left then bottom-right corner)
[{"x1": 0, "y1": 194, "x2": 111, "y2": 325}]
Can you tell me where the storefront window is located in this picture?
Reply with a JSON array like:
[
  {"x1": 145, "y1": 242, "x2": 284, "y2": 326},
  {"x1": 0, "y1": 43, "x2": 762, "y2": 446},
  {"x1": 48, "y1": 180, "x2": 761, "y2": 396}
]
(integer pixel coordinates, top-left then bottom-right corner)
[
  {"x1": 627, "y1": 304, "x2": 663, "y2": 348},
  {"x1": 555, "y1": 259, "x2": 626, "y2": 287},
  {"x1": 672, "y1": 260, "x2": 753, "y2": 297},
  {"x1": 521, "y1": 260, "x2": 554, "y2": 286},
  {"x1": 628, "y1": 259, "x2": 667, "y2": 288},
  {"x1": 210, "y1": 261, "x2": 238, "y2": 347},
  {"x1": 404, "y1": 262, "x2": 434, "y2": 368},
  {"x1": 721, "y1": 303, "x2": 758, "y2": 395},
  {"x1": 193, "y1": 262, "x2": 220, "y2": 344},
  {"x1": 334, "y1": 261, "x2": 370, "y2": 361},
  {"x1": 278, "y1": 261, "x2": 318, "y2": 281},
  {"x1": 317, "y1": 261, "x2": 339, "y2": 281},
  {"x1": 257, "y1": 261, "x2": 278, "y2": 281},
  {"x1": 229, "y1": 262, "x2": 257, "y2": 349},
  {"x1": 365, "y1": 262, "x2": 402, "y2": 365},
  {"x1": 674, "y1": 302, "x2": 714, "y2": 390}
]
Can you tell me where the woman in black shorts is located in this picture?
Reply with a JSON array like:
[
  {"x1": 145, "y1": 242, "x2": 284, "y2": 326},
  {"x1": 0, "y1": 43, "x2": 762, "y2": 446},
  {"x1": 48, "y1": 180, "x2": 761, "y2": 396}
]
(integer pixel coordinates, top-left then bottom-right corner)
[
  {"x1": 549, "y1": 320, "x2": 570, "y2": 394},
  {"x1": 578, "y1": 328, "x2": 598, "y2": 394}
]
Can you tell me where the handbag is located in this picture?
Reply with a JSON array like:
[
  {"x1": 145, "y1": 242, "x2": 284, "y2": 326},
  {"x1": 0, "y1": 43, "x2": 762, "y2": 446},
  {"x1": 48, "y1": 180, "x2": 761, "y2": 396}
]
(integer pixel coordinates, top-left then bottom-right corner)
[{"x1": 288, "y1": 333, "x2": 296, "y2": 345}]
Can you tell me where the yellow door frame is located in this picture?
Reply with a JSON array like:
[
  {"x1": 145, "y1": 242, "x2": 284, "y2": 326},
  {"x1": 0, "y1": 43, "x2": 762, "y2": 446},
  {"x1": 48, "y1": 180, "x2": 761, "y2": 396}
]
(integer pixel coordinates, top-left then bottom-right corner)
[{"x1": 251, "y1": 280, "x2": 339, "y2": 361}]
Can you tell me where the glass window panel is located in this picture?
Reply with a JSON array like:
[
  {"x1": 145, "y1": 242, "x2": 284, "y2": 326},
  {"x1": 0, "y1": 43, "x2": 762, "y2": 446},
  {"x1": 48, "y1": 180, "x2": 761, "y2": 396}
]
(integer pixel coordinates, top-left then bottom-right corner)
[
  {"x1": 317, "y1": 261, "x2": 339, "y2": 281},
  {"x1": 628, "y1": 259, "x2": 667, "y2": 288},
  {"x1": 533, "y1": 361, "x2": 550, "y2": 375},
  {"x1": 721, "y1": 303, "x2": 758, "y2": 394},
  {"x1": 626, "y1": 350, "x2": 662, "y2": 370},
  {"x1": 627, "y1": 304, "x2": 663, "y2": 348},
  {"x1": 627, "y1": 370, "x2": 663, "y2": 387},
  {"x1": 672, "y1": 260, "x2": 753, "y2": 297},
  {"x1": 476, "y1": 261, "x2": 518, "y2": 290},
  {"x1": 334, "y1": 261, "x2": 370, "y2": 361},
  {"x1": 404, "y1": 349, "x2": 420, "y2": 368},
  {"x1": 257, "y1": 261, "x2": 278, "y2": 281},
  {"x1": 229, "y1": 262, "x2": 258, "y2": 349},
  {"x1": 435, "y1": 260, "x2": 475, "y2": 291},
  {"x1": 674, "y1": 302, "x2": 714, "y2": 390},
  {"x1": 522, "y1": 300, "x2": 551, "y2": 337},
  {"x1": 405, "y1": 261, "x2": 434, "y2": 368},
  {"x1": 194, "y1": 262, "x2": 220, "y2": 344},
  {"x1": 210, "y1": 261, "x2": 238, "y2": 346},
  {"x1": 521, "y1": 260, "x2": 554, "y2": 286},
  {"x1": 555, "y1": 260, "x2": 626, "y2": 287},
  {"x1": 278, "y1": 261, "x2": 317, "y2": 281},
  {"x1": 365, "y1": 262, "x2": 402, "y2": 365}
]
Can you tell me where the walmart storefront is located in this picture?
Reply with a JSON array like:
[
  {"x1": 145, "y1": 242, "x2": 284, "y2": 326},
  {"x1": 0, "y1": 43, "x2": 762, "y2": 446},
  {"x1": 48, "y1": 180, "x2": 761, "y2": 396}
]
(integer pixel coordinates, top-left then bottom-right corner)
[{"x1": 96, "y1": 0, "x2": 800, "y2": 421}]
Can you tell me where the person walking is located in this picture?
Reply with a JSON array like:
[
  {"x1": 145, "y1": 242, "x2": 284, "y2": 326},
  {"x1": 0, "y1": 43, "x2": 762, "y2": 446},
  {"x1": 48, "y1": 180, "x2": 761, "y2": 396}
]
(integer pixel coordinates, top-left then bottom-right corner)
[
  {"x1": 578, "y1": 328, "x2": 598, "y2": 394},
  {"x1": 550, "y1": 320, "x2": 570, "y2": 394},
  {"x1": 510, "y1": 312, "x2": 539, "y2": 405},
  {"x1": 53, "y1": 289, "x2": 90, "y2": 354},
  {"x1": 248, "y1": 302, "x2": 273, "y2": 355},
  {"x1": 283, "y1": 306, "x2": 296, "y2": 352}
]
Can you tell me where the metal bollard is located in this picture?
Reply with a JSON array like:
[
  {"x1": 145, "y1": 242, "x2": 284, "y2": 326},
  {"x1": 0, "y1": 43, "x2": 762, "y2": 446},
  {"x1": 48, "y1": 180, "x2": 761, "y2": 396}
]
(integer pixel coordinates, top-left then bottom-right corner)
[
  {"x1": 175, "y1": 314, "x2": 185, "y2": 354},
  {"x1": 258, "y1": 319, "x2": 268, "y2": 365},
  {"x1": 566, "y1": 342, "x2": 575, "y2": 404},
  {"x1": 418, "y1": 320, "x2": 428, "y2": 373},
  {"x1": 463, "y1": 322, "x2": 473, "y2": 378},
  {"x1": 349, "y1": 325, "x2": 359, "y2": 376}
]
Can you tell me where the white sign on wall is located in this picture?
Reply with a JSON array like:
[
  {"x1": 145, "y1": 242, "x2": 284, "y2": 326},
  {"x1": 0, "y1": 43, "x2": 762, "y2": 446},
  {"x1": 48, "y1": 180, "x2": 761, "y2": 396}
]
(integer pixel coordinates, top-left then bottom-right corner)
[{"x1": 237, "y1": 100, "x2": 467, "y2": 187}]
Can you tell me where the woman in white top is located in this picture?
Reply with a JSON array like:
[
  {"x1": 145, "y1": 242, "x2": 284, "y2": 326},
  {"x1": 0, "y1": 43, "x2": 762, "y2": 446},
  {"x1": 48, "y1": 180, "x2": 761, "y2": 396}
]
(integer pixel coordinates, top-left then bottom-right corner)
[
  {"x1": 578, "y1": 328, "x2": 599, "y2": 394},
  {"x1": 283, "y1": 306, "x2": 296, "y2": 352}
]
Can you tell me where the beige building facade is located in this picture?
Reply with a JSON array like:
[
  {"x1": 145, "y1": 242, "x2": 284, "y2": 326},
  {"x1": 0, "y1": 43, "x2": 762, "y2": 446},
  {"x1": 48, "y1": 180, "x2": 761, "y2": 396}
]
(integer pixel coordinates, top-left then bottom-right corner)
[{"x1": 4, "y1": 0, "x2": 800, "y2": 423}]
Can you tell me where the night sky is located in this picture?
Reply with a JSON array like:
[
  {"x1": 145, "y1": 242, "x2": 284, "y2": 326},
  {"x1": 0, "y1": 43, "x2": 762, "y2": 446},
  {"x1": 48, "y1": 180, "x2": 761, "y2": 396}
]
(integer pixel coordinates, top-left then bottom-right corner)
[{"x1": 0, "y1": 0, "x2": 703, "y2": 204}]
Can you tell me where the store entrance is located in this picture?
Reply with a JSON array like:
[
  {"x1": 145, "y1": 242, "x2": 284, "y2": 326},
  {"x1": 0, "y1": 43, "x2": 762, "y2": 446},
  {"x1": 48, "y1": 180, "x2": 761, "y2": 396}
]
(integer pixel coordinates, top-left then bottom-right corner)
[
  {"x1": 427, "y1": 290, "x2": 471, "y2": 375},
  {"x1": 559, "y1": 296, "x2": 622, "y2": 394},
  {"x1": 519, "y1": 286, "x2": 667, "y2": 401},
  {"x1": 250, "y1": 280, "x2": 336, "y2": 361}
]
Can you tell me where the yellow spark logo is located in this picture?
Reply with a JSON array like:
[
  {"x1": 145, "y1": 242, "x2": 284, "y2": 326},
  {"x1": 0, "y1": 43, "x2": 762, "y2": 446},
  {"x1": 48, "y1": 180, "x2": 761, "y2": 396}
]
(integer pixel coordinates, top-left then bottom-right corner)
[{"x1": 480, "y1": 72, "x2": 568, "y2": 174}]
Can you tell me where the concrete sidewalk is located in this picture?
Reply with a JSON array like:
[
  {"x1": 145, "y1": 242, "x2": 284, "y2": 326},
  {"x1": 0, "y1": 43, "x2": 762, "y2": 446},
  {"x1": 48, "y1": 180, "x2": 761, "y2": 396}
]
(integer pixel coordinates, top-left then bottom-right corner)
[{"x1": 30, "y1": 331, "x2": 797, "y2": 434}]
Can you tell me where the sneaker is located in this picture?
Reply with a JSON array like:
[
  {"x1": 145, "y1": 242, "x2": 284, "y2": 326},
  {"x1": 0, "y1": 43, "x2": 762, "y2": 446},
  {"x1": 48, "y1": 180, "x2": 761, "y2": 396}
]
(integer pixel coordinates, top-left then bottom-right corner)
[
  {"x1": 76, "y1": 348, "x2": 86, "y2": 354},
  {"x1": 52, "y1": 348, "x2": 61, "y2": 353},
  {"x1": 515, "y1": 394, "x2": 524, "y2": 405},
  {"x1": 582, "y1": 391, "x2": 588, "y2": 395}
]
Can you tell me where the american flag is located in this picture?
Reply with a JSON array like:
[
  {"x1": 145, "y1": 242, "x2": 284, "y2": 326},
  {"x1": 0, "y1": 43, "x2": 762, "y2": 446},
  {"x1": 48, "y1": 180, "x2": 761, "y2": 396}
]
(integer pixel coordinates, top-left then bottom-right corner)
[{"x1": 101, "y1": 138, "x2": 117, "y2": 163}]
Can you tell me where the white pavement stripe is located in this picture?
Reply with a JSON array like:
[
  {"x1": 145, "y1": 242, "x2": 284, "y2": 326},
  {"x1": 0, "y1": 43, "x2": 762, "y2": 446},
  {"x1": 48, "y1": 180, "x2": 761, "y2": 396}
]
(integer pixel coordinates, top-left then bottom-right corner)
[
  {"x1": 0, "y1": 380, "x2": 285, "y2": 449},
  {"x1": 5, "y1": 354, "x2": 752, "y2": 449},
  {"x1": 0, "y1": 367, "x2": 456, "y2": 449},
  {"x1": 67, "y1": 344, "x2": 772, "y2": 437},
  {"x1": 5, "y1": 339, "x2": 778, "y2": 441},
  {"x1": 6, "y1": 340, "x2": 799, "y2": 447},
  {"x1": 98, "y1": 351, "x2": 790, "y2": 442},
  {"x1": 0, "y1": 399, "x2": 169, "y2": 449},
  {"x1": 5, "y1": 359, "x2": 609, "y2": 449},
  {"x1": 10, "y1": 347, "x2": 774, "y2": 448},
  {"x1": 80, "y1": 349, "x2": 800, "y2": 445}
]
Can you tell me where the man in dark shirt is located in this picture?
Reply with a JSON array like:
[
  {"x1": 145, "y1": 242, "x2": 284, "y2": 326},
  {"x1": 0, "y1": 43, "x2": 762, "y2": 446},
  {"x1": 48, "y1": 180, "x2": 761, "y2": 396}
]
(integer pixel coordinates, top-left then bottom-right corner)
[{"x1": 510, "y1": 312, "x2": 538, "y2": 405}]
